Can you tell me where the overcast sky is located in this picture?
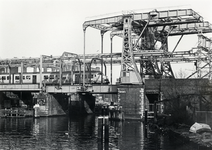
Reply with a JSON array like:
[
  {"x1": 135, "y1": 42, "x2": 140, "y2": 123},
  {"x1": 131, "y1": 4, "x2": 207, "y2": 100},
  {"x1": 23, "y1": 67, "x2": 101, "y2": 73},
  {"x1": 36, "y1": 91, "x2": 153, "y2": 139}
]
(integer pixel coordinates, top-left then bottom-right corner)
[
  {"x1": 0, "y1": 0, "x2": 212, "y2": 59},
  {"x1": 0, "y1": 0, "x2": 212, "y2": 81}
]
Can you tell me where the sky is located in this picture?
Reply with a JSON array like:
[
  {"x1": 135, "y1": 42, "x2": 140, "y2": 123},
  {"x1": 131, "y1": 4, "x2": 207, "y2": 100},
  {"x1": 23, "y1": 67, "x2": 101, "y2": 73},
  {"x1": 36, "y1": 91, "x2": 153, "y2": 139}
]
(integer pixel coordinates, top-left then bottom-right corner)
[{"x1": 0, "y1": 0, "x2": 212, "y2": 81}]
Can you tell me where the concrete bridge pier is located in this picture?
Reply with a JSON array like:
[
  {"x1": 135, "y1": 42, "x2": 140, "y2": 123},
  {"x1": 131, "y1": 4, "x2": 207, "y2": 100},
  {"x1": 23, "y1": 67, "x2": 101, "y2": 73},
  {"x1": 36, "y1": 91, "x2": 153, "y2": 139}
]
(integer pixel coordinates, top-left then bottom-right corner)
[
  {"x1": 69, "y1": 92, "x2": 95, "y2": 115},
  {"x1": 118, "y1": 84, "x2": 145, "y2": 120},
  {"x1": 35, "y1": 93, "x2": 66, "y2": 117}
]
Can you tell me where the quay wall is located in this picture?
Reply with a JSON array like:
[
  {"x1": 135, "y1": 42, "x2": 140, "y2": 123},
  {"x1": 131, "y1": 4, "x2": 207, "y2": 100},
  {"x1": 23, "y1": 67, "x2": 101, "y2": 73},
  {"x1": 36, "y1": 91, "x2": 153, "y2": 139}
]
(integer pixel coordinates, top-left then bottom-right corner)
[
  {"x1": 146, "y1": 78, "x2": 212, "y2": 95},
  {"x1": 145, "y1": 79, "x2": 212, "y2": 124},
  {"x1": 145, "y1": 78, "x2": 212, "y2": 110}
]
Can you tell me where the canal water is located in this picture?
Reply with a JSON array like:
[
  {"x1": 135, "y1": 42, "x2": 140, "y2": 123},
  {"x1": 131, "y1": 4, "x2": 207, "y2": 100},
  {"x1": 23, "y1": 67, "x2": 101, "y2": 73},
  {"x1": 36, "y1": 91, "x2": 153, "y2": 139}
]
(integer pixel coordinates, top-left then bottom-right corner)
[{"x1": 0, "y1": 115, "x2": 210, "y2": 150}]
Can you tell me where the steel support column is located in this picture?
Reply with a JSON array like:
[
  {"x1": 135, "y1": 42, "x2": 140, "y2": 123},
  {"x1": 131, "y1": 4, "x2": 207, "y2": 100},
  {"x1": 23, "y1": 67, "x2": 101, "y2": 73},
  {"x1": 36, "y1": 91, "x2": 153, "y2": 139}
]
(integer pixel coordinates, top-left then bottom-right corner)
[
  {"x1": 197, "y1": 33, "x2": 204, "y2": 78},
  {"x1": 100, "y1": 30, "x2": 107, "y2": 85},
  {"x1": 160, "y1": 31, "x2": 174, "y2": 78},
  {"x1": 121, "y1": 15, "x2": 142, "y2": 84},
  {"x1": 207, "y1": 38, "x2": 212, "y2": 82},
  {"x1": 83, "y1": 29, "x2": 86, "y2": 88},
  {"x1": 59, "y1": 59, "x2": 62, "y2": 87},
  {"x1": 39, "y1": 55, "x2": 42, "y2": 90},
  {"x1": 110, "y1": 35, "x2": 114, "y2": 84},
  {"x1": 20, "y1": 62, "x2": 23, "y2": 84}
]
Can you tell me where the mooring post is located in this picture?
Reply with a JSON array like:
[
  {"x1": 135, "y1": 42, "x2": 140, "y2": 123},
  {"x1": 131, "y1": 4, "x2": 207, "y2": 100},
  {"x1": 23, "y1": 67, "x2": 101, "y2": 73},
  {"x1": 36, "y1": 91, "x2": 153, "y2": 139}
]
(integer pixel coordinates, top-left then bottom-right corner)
[
  {"x1": 97, "y1": 119, "x2": 103, "y2": 150},
  {"x1": 104, "y1": 116, "x2": 109, "y2": 143},
  {"x1": 33, "y1": 104, "x2": 40, "y2": 118},
  {"x1": 98, "y1": 106, "x2": 110, "y2": 149},
  {"x1": 98, "y1": 116, "x2": 103, "y2": 141}
]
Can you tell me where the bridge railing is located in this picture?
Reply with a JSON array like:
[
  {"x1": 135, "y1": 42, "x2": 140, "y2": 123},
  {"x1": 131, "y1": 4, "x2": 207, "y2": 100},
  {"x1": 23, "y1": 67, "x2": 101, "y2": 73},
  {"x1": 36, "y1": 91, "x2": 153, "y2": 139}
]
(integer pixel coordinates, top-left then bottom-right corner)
[
  {"x1": 45, "y1": 84, "x2": 118, "y2": 93},
  {"x1": 0, "y1": 84, "x2": 40, "y2": 91}
]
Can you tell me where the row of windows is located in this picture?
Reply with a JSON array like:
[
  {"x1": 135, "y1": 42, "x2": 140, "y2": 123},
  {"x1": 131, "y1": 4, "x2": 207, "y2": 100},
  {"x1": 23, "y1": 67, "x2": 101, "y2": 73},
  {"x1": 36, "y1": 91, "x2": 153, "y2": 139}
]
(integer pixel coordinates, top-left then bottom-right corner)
[
  {"x1": 0, "y1": 75, "x2": 54, "y2": 80},
  {"x1": 75, "y1": 74, "x2": 95, "y2": 78},
  {"x1": 15, "y1": 76, "x2": 31, "y2": 80},
  {"x1": 0, "y1": 75, "x2": 55, "y2": 80},
  {"x1": 0, "y1": 73, "x2": 97, "y2": 80},
  {"x1": 1, "y1": 76, "x2": 10, "y2": 80},
  {"x1": 0, "y1": 75, "x2": 32, "y2": 80}
]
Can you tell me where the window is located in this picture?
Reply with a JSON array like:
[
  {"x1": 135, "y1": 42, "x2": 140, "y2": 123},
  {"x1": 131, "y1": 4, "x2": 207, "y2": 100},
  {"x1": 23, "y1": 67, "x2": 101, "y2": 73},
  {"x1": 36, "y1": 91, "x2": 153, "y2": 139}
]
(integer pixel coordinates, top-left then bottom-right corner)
[
  {"x1": 15, "y1": 76, "x2": 20, "y2": 80},
  {"x1": 26, "y1": 76, "x2": 31, "y2": 80},
  {"x1": 23, "y1": 76, "x2": 25, "y2": 80},
  {"x1": 44, "y1": 75, "x2": 48, "y2": 79},
  {"x1": 2, "y1": 76, "x2": 6, "y2": 80},
  {"x1": 7, "y1": 76, "x2": 10, "y2": 80},
  {"x1": 50, "y1": 75, "x2": 54, "y2": 79}
]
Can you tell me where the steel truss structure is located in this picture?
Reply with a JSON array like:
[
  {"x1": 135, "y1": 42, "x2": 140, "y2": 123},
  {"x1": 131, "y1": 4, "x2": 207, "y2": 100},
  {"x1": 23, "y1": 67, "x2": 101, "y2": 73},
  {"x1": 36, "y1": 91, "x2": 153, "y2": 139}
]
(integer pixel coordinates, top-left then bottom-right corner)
[
  {"x1": 0, "y1": 8, "x2": 212, "y2": 85},
  {"x1": 83, "y1": 8, "x2": 212, "y2": 84}
]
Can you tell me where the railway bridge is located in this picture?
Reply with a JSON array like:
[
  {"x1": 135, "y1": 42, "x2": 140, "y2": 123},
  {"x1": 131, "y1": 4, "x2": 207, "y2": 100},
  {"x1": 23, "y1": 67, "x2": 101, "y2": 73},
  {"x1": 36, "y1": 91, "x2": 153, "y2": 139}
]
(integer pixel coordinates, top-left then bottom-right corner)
[{"x1": 0, "y1": 8, "x2": 212, "y2": 120}]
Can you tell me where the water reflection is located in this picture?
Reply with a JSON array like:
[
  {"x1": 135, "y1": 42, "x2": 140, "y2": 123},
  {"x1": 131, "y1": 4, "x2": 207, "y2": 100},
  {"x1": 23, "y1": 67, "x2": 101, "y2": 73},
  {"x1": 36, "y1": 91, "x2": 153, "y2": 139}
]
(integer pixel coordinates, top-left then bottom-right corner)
[
  {"x1": 0, "y1": 116, "x2": 211, "y2": 150},
  {"x1": 68, "y1": 115, "x2": 97, "y2": 150}
]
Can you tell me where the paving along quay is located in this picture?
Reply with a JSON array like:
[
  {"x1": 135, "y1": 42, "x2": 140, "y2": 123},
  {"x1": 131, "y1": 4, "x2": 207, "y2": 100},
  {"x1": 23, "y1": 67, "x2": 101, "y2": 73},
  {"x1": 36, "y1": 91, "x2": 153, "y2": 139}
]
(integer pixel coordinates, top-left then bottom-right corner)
[{"x1": 0, "y1": 7, "x2": 212, "y2": 149}]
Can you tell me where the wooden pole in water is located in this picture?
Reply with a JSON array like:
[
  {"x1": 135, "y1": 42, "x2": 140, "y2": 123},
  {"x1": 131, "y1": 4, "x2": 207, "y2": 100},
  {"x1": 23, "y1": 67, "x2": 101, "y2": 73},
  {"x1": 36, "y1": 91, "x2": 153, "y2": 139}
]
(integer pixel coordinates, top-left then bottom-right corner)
[
  {"x1": 104, "y1": 116, "x2": 109, "y2": 143},
  {"x1": 98, "y1": 106, "x2": 110, "y2": 149},
  {"x1": 98, "y1": 116, "x2": 103, "y2": 141},
  {"x1": 97, "y1": 116, "x2": 103, "y2": 150}
]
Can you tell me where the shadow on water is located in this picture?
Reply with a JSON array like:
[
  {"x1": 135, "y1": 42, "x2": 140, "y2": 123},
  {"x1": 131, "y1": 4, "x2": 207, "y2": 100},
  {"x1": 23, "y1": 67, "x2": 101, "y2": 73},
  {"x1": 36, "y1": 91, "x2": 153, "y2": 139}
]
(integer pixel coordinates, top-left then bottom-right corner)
[{"x1": 0, "y1": 115, "x2": 211, "y2": 150}]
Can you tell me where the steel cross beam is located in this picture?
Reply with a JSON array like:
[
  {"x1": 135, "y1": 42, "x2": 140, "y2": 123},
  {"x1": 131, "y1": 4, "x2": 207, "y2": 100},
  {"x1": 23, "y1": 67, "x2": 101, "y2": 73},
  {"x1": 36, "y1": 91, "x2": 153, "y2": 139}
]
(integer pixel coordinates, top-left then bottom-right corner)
[
  {"x1": 109, "y1": 22, "x2": 212, "y2": 38},
  {"x1": 83, "y1": 9, "x2": 203, "y2": 29},
  {"x1": 0, "y1": 50, "x2": 206, "y2": 67},
  {"x1": 83, "y1": 9, "x2": 207, "y2": 39}
]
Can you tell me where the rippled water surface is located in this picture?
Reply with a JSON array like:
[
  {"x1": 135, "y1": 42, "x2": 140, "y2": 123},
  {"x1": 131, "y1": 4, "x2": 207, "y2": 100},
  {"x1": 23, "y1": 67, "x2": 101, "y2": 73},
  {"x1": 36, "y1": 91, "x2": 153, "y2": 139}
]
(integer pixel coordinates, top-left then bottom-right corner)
[{"x1": 0, "y1": 115, "x2": 210, "y2": 150}]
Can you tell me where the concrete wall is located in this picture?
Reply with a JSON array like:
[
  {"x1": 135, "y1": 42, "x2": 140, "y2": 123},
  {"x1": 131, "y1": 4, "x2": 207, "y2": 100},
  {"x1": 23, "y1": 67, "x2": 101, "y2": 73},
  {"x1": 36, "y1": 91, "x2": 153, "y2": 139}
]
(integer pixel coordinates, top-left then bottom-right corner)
[
  {"x1": 145, "y1": 79, "x2": 212, "y2": 124},
  {"x1": 145, "y1": 79, "x2": 212, "y2": 110},
  {"x1": 118, "y1": 84, "x2": 145, "y2": 120},
  {"x1": 146, "y1": 79, "x2": 212, "y2": 95},
  {"x1": 36, "y1": 93, "x2": 66, "y2": 117}
]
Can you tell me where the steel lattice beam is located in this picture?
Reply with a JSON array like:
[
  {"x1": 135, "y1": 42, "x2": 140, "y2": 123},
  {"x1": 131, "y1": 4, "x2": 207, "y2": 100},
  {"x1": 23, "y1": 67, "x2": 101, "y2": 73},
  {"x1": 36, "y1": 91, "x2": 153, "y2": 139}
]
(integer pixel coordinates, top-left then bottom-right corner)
[{"x1": 120, "y1": 16, "x2": 142, "y2": 84}]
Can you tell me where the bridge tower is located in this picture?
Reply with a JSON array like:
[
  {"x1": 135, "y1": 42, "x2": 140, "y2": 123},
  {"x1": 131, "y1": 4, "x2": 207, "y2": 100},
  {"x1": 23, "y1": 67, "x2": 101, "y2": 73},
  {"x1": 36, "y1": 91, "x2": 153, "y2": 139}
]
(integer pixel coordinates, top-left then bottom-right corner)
[{"x1": 121, "y1": 15, "x2": 142, "y2": 84}]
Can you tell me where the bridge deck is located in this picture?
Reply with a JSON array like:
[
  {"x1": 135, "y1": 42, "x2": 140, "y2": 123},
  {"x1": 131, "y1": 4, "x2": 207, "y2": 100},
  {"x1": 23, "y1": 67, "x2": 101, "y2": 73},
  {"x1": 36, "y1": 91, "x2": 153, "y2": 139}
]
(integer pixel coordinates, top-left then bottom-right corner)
[
  {"x1": 0, "y1": 84, "x2": 118, "y2": 94},
  {"x1": 0, "y1": 84, "x2": 40, "y2": 91}
]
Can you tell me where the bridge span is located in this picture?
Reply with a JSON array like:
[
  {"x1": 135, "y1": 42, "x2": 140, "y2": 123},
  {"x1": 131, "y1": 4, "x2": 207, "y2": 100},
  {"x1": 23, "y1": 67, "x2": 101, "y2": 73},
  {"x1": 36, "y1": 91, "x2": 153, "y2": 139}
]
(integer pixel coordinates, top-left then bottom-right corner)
[
  {"x1": 0, "y1": 83, "x2": 118, "y2": 94},
  {"x1": 1, "y1": 8, "x2": 212, "y2": 120}
]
